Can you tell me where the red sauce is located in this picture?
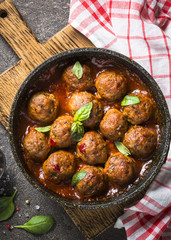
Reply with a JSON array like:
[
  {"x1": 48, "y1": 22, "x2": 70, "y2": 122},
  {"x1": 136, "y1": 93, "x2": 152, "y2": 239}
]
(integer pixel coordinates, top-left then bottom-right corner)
[{"x1": 16, "y1": 57, "x2": 161, "y2": 202}]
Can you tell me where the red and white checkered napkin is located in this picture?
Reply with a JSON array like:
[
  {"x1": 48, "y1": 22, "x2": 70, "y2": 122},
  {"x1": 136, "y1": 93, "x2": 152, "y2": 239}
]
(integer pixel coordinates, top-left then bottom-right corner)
[{"x1": 69, "y1": 0, "x2": 171, "y2": 239}]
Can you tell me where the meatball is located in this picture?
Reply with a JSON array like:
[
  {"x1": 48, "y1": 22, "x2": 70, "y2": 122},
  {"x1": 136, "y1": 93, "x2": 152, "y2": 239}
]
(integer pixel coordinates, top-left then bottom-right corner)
[
  {"x1": 100, "y1": 109, "x2": 128, "y2": 141},
  {"x1": 104, "y1": 153, "x2": 135, "y2": 186},
  {"x1": 28, "y1": 92, "x2": 58, "y2": 124},
  {"x1": 69, "y1": 91, "x2": 103, "y2": 128},
  {"x1": 123, "y1": 126, "x2": 157, "y2": 158},
  {"x1": 77, "y1": 131, "x2": 107, "y2": 165},
  {"x1": 76, "y1": 165, "x2": 105, "y2": 197},
  {"x1": 50, "y1": 115, "x2": 74, "y2": 148},
  {"x1": 95, "y1": 70, "x2": 127, "y2": 101},
  {"x1": 43, "y1": 151, "x2": 75, "y2": 183},
  {"x1": 62, "y1": 64, "x2": 93, "y2": 91},
  {"x1": 23, "y1": 127, "x2": 51, "y2": 162},
  {"x1": 123, "y1": 93, "x2": 153, "y2": 124}
]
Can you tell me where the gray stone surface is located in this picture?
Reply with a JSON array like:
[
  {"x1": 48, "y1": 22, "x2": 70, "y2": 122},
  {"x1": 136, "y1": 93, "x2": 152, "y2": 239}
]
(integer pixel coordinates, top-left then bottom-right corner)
[{"x1": 0, "y1": 1, "x2": 127, "y2": 239}]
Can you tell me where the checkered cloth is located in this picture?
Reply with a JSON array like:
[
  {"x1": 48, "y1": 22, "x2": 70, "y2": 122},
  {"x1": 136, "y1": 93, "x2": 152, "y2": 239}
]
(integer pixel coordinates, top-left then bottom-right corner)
[{"x1": 69, "y1": 1, "x2": 171, "y2": 239}]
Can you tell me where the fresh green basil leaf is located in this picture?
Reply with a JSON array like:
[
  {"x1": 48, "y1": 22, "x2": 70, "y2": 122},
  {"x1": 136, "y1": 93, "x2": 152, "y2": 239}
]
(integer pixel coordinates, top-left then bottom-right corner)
[
  {"x1": 74, "y1": 102, "x2": 93, "y2": 122},
  {"x1": 35, "y1": 126, "x2": 51, "y2": 133},
  {"x1": 72, "y1": 170, "x2": 87, "y2": 186},
  {"x1": 71, "y1": 121, "x2": 83, "y2": 132},
  {"x1": 114, "y1": 141, "x2": 131, "y2": 156},
  {"x1": 73, "y1": 61, "x2": 83, "y2": 79},
  {"x1": 121, "y1": 95, "x2": 140, "y2": 106},
  {"x1": 71, "y1": 121, "x2": 84, "y2": 142},
  {"x1": 14, "y1": 215, "x2": 54, "y2": 235},
  {"x1": 0, "y1": 189, "x2": 17, "y2": 221}
]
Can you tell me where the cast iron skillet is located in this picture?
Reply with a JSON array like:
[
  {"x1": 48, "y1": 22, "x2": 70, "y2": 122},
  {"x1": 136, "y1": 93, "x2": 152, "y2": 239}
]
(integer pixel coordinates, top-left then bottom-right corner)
[{"x1": 9, "y1": 48, "x2": 171, "y2": 209}]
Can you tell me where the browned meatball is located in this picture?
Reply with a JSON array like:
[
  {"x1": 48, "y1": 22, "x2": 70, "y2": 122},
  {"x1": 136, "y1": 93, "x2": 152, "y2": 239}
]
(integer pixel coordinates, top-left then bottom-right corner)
[
  {"x1": 104, "y1": 153, "x2": 135, "y2": 186},
  {"x1": 123, "y1": 126, "x2": 157, "y2": 158},
  {"x1": 23, "y1": 127, "x2": 51, "y2": 162},
  {"x1": 76, "y1": 165, "x2": 105, "y2": 197},
  {"x1": 62, "y1": 64, "x2": 93, "y2": 91},
  {"x1": 77, "y1": 131, "x2": 107, "y2": 165},
  {"x1": 95, "y1": 70, "x2": 127, "y2": 101},
  {"x1": 50, "y1": 115, "x2": 74, "y2": 148},
  {"x1": 100, "y1": 109, "x2": 128, "y2": 141},
  {"x1": 123, "y1": 93, "x2": 153, "y2": 124},
  {"x1": 28, "y1": 92, "x2": 58, "y2": 124},
  {"x1": 43, "y1": 151, "x2": 75, "y2": 183},
  {"x1": 69, "y1": 91, "x2": 103, "y2": 128}
]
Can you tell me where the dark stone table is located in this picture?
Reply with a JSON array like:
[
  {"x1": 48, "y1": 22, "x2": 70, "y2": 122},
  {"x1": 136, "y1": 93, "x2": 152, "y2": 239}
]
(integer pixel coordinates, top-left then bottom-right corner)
[{"x1": 0, "y1": 1, "x2": 126, "y2": 239}]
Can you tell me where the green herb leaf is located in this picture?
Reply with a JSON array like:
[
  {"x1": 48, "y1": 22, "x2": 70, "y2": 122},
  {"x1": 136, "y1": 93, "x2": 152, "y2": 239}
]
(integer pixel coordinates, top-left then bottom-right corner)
[
  {"x1": 114, "y1": 141, "x2": 131, "y2": 156},
  {"x1": 74, "y1": 102, "x2": 93, "y2": 122},
  {"x1": 14, "y1": 215, "x2": 54, "y2": 235},
  {"x1": 71, "y1": 121, "x2": 84, "y2": 142},
  {"x1": 72, "y1": 170, "x2": 87, "y2": 186},
  {"x1": 73, "y1": 61, "x2": 83, "y2": 79},
  {"x1": 35, "y1": 126, "x2": 51, "y2": 133},
  {"x1": 0, "y1": 189, "x2": 17, "y2": 221},
  {"x1": 121, "y1": 95, "x2": 140, "y2": 106},
  {"x1": 71, "y1": 102, "x2": 93, "y2": 142}
]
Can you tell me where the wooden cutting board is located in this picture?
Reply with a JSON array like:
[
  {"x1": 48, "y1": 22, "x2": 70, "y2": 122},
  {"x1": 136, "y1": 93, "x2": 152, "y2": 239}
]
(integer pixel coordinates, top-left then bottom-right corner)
[{"x1": 0, "y1": 0, "x2": 145, "y2": 239}]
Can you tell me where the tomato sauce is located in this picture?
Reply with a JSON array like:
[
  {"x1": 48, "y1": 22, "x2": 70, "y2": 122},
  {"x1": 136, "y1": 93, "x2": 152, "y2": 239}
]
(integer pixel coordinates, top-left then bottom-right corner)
[{"x1": 16, "y1": 57, "x2": 161, "y2": 202}]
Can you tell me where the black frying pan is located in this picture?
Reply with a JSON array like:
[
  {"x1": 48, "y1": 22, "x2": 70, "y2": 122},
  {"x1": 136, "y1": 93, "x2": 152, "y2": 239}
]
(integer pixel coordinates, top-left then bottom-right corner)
[{"x1": 9, "y1": 48, "x2": 171, "y2": 209}]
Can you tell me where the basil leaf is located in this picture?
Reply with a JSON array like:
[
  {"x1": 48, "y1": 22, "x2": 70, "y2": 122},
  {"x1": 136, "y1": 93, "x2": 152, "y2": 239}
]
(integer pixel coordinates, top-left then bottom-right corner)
[
  {"x1": 73, "y1": 61, "x2": 83, "y2": 79},
  {"x1": 121, "y1": 95, "x2": 140, "y2": 106},
  {"x1": 74, "y1": 102, "x2": 93, "y2": 122},
  {"x1": 0, "y1": 189, "x2": 17, "y2": 221},
  {"x1": 14, "y1": 215, "x2": 54, "y2": 235},
  {"x1": 35, "y1": 126, "x2": 51, "y2": 133},
  {"x1": 71, "y1": 120, "x2": 83, "y2": 132},
  {"x1": 114, "y1": 141, "x2": 131, "y2": 156},
  {"x1": 72, "y1": 170, "x2": 87, "y2": 186},
  {"x1": 71, "y1": 121, "x2": 84, "y2": 142}
]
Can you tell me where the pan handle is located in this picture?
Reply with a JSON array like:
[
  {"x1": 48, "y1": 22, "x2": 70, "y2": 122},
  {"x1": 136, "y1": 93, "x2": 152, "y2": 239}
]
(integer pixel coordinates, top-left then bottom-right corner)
[{"x1": 0, "y1": 0, "x2": 51, "y2": 62}]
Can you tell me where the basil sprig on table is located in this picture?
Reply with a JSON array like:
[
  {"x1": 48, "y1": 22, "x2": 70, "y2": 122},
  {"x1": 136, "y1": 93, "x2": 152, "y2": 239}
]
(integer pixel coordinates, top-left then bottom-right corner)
[
  {"x1": 14, "y1": 215, "x2": 54, "y2": 234},
  {"x1": 73, "y1": 61, "x2": 83, "y2": 79},
  {"x1": 114, "y1": 141, "x2": 131, "y2": 156},
  {"x1": 121, "y1": 95, "x2": 140, "y2": 106},
  {"x1": 0, "y1": 189, "x2": 17, "y2": 221},
  {"x1": 71, "y1": 102, "x2": 93, "y2": 142},
  {"x1": 35, "y1": 126, "x2": 51, "y2": 133},
  {"x1": 72, "y1": 170, "x2": 87, "y2": 186}
]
